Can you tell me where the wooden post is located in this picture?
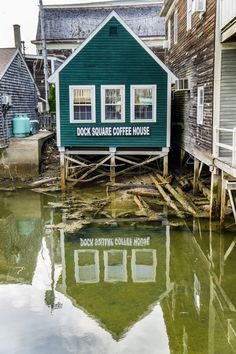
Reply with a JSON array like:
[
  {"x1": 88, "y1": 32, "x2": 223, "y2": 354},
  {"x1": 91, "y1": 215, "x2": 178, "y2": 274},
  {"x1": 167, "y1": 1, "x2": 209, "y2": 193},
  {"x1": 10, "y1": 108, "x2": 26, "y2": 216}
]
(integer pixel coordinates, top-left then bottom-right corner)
[
  {"x1": 220, "y1": 173, "x2": 227, "y2": 225},
  {"x1": 210, "y1": 168, "x2": 221, "y2": 218},
  {"x1": 193, "y1": 158, "x2": 200, "y2": 195},
  {"x1": 59, "y1": 149, "x2": 66, "y2": 190},
  {"x1": 180, "y1": 149, "x2": 186, "y2": 168},
  {"x1": 110, "y1": 147, "x2": 116, "y2": 184},
  {"x1": 163, "y1": 155, "x2": 168, "y2": 177}
]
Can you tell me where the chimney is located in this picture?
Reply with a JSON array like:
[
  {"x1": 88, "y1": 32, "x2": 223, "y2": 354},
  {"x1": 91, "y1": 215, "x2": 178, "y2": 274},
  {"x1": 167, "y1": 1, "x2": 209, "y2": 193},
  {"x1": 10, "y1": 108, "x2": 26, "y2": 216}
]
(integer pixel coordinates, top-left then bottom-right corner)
[{"x1": 13, "y1": 24, "x2": 22, "y2": 52}]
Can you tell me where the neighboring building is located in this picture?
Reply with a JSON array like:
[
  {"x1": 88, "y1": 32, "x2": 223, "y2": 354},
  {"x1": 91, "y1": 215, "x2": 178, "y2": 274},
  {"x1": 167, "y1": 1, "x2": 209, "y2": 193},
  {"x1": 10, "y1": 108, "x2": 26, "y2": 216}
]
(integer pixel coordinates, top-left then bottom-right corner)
[
  {"x1": 213, "y1": 1, "x2": 236, "y2": 178},
  {"x1": 160, "y1": 0, "x2": 216, "y2": 168},
  {"x1": 160, "y1": 0, "x2": 236, "y2": 217},
  {"x1": 49, "y1": 11, "x2": 175, "y2": 186},
  {"x1": 25, "y1": 54, "x2": 63, "y2": 112},
  {"x1": 0, "y1": 48, "x2": 39, "y2": 148},
  {"x1": 33, "y1": 0, "x2": 166, "y2": 60}
]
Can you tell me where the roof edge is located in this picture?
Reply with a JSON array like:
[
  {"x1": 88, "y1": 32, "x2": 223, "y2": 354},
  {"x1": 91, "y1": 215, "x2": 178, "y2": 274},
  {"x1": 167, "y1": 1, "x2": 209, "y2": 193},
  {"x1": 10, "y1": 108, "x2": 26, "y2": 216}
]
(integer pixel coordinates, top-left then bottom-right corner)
[
  {"x1": 0, "y1": 48, "x2": 18, "y2": 81},
  {"x1": 44, "y1": 0, "x2": 163, "y2": 9},
  {"x1": 160, "y1": 0, "x2": 173, "y2": 17}
]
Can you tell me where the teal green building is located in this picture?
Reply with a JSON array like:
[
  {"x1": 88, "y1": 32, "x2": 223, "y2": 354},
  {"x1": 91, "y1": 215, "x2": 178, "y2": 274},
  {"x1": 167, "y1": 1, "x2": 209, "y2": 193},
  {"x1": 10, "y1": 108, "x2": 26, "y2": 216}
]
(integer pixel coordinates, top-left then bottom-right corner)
[{"x1": 49, "y1": 11, "x2": 176, "y2": 185}]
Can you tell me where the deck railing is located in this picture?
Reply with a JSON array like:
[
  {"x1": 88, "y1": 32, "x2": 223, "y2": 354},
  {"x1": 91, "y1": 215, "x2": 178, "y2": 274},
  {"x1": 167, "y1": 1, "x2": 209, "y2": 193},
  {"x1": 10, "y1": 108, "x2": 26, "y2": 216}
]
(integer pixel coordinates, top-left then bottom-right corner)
[
  {"x1": 221, "y1": 0, "x2": 236, "y2": 29},
  {"x1": 215, "y1": 127, "x2": 236, "y2": 167}
]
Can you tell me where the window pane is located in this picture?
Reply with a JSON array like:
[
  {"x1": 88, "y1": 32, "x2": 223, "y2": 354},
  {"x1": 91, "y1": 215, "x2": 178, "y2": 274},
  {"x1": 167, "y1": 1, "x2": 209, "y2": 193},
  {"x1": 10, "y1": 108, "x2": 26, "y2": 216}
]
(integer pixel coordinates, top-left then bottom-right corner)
[
  {"x1": 105, "y1": 105, "x2": 121, "y2": 120},
  {"x1": 105, "y1": 89, "x2": 122, "y2": 105},
  {"x1": 134, "y1": 105, "x2": 152, "y2": 120},
  {"x1": 74, "y1": 105, "x2": 92, "y2": 120},
  {"x1": 74, "y1": 89, "x2": 91, "y2": 105},
  {"x1": 135, "y1": 89, "x2": 153, "y2": 105},
  {"x1": 199, "y1": 89, "x2": 204, "y2": 105}
]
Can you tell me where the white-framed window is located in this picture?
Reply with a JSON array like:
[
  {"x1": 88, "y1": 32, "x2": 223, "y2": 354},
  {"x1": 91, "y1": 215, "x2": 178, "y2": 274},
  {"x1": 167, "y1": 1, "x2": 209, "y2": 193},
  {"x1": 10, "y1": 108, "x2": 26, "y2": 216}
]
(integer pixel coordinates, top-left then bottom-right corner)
[
  {"x1": 69, "y1": 85, "x2": 96, "y2": 123},
  {"x1": 174, "y1": 10, "x2": 178, "y2": 44},
  {"x1": 168, "y1": 19, "x2": 171, "y2": 49},
  {"x1": 187, "y1": 0, "x2": 193, "y2": 31},
  {"x1": 197, "y1": 86, "x2": 204, "y2": 124},
  {"x1": 193, "y1": 0, "x2": 206, "y2": 13},
  {"x1": 101, "y1": 85, "x2": 125, "y2": 123},
  {"x1": 130, "y1": 85, "x2": 156, "y2": 123}
]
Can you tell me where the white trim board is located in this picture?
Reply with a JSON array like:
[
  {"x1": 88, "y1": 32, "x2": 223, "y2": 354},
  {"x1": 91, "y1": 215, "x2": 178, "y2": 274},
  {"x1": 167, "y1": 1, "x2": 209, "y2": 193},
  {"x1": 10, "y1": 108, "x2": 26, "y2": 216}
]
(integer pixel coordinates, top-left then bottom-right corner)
[
  {"x1": 48, "y1": 11, "x2": 177, "y2": 84},
  {"x1": 56, "y1": 75, "x2": 61, "y2": 147}
]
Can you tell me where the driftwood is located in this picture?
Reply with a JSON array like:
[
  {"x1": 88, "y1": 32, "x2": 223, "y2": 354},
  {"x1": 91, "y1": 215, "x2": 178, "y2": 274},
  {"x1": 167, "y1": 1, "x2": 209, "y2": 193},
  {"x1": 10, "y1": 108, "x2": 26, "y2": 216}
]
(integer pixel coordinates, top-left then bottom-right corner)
[
  {"x1": 45, "y1": 220, "x2": 91, "y2": 233},
  {"x1": 133, "y1": 195, "x2": 162, "y2": 221},
  {"x1": 176, "y1": 187, "x2": 201, "y2": 214},
  {"x1": 150, "y1": 175, "x2": 184, "y2": 218},
  {"x1": 47, "y1": 202, "x2": 65, "y2": 208},
  {"x1": 198, "y1": 180, "x2": 211, "y2": 201},
  {"x1": 107, "y1": 183, "x2": 157, "y2": 192},
  {"x1": 127, "y1": 189, "x2": 160, "y2": 198},
  {"x1": 29, "y1": 177, "x2": 60, "y2": 188},
  {"x1": 175, "y1": 175, "x2": 192, "y2": 191},
  {"x1": 155, "y1": 173, "x2": 198, "y2": 217}
]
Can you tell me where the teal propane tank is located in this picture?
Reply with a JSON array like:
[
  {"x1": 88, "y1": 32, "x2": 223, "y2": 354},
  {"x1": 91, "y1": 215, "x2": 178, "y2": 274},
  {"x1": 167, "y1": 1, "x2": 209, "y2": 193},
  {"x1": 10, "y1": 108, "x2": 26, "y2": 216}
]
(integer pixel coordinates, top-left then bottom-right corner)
[{"x1": 13, "y1": 114, "x2": 30, "y2": 138}]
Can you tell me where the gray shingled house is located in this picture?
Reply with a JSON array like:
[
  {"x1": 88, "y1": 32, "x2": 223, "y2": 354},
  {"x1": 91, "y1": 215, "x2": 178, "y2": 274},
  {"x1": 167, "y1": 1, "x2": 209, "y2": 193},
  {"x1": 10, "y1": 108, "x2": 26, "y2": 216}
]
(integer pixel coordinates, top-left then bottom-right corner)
[
  {"x1": 32, "y1": 0, "x2": 165, "y2": 60},
  {"x1": 0, "y1": 48, "x2": 39, "y2": 148}
]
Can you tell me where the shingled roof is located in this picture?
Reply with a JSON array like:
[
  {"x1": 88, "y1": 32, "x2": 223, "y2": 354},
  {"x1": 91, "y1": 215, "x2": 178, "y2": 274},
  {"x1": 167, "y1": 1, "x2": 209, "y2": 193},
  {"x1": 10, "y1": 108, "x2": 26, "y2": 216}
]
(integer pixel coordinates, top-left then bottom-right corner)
[
  {"x1": 36, "y1": 2, "x2": 165, "y2": 42},
  {"x1": 0, "y1": 48, "x2": 17, "y2": 80}
]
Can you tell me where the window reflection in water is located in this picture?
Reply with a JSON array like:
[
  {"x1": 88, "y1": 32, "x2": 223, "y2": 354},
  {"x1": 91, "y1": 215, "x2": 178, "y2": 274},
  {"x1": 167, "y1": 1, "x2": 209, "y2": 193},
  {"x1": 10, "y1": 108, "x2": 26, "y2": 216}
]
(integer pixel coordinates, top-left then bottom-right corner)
[
  {"x1": 104, "y1": 250, "x2": 127, "y2": 282},
  {"x1": 131, "y1": 249, "x2": 157, "y2": 283},
  {"x1": 74, "y1": 250, "x2": 99, "y2": 283}
]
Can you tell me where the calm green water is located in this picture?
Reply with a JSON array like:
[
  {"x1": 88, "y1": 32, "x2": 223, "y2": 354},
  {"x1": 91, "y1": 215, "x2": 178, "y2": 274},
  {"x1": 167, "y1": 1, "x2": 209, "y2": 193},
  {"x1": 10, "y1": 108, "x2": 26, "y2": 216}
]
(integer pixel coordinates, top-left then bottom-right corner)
[{"x1": 0, "y1": 191, "x2": 236, "y2": 354}]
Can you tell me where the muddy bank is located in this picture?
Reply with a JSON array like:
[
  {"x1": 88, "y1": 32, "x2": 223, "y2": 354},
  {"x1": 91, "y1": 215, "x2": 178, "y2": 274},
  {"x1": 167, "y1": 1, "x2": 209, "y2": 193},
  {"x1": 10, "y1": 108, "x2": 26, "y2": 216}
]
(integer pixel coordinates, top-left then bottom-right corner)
[{"x1": 0, "y1": 137, "x2": 60, "y2": 191}]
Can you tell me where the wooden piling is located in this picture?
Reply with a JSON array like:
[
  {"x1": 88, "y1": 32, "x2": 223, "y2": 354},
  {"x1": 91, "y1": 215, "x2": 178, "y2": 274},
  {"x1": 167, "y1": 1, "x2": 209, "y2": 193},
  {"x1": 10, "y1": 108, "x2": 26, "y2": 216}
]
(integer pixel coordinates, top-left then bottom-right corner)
[
  {"x1": 220, "y1": 173, "x2": 227, "y2": 224},
  {"x1": 180, "y1": 149, "x2": 186, "y2": 168},
  {"x1": 210, "y1": 168, "x2": 221, "y2": 218},
  {"x1": 163, "y1": 155, "x2": 168, "y2": 177},
  {"x1": 109, "y1": 147, "x2": 116, "y2": 184},
  {"x1": 60, "y1": 150, "x2": 66, "y2": 190},
  {"x1": 110, "y1": 154, "x2": 116, "y2": 184},
  {"x1": 193, "y1": 158, "x2": 200, "y2": 195}
]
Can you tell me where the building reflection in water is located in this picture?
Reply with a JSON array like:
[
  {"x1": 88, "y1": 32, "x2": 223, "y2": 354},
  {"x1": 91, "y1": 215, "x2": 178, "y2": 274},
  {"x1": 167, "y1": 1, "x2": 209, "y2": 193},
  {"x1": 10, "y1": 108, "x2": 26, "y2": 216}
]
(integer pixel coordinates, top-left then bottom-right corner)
[
  {"x1": 1, "y1": 192, "x2": 236, "y2": 354},
  {"x1": 57, "y1": 221, "x2": 236, "y2": 351}
]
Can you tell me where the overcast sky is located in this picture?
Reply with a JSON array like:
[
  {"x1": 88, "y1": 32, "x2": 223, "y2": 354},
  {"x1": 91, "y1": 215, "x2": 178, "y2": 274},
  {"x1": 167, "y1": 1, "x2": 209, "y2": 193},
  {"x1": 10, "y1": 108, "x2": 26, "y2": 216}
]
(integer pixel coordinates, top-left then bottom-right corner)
[{"x1": 0, "y1": 0, "x2": 107, "y2": 54}]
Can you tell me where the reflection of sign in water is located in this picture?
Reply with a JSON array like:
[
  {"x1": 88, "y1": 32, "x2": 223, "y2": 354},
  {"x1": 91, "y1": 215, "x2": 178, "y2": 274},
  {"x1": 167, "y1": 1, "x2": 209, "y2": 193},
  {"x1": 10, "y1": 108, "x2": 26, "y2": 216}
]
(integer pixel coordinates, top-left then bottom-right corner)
[
  {"x1": 80, "y1": 237, "x2": 150, "y2": 247},
  {"x1": 74, "y1": 250, "x2": 99, "y2": 283},
  {"x1": 104, "y1": 250, "x2": 127, "y2": 283},
  {"x1": 131, "y1": 250, "x2": 157, "y2": 283}
]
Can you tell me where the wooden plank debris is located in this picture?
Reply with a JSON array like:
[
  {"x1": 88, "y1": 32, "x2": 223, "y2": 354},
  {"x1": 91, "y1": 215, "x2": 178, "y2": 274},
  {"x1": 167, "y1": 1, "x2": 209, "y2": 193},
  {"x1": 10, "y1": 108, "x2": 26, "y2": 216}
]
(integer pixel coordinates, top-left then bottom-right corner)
[{"x1": 155, "y1": 173, "x2": 199, "y2": 217}]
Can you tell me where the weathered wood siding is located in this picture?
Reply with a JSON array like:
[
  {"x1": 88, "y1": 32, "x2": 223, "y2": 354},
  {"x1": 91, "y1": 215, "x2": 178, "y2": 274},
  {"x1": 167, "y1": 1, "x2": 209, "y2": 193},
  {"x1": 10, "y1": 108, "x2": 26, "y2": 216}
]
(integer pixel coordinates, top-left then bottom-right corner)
[
  {"x1": 59, "y1": 17, "x2": 168, "y2": 148},
  {"x1": 26, "y1": 58, "x2": 52, "y2": 100},
  {"x1": 0, "y1": 53, "x2": 38, "y2": 148},
  {"x1": 219, "y1": 49, "x2": 236, "y2": 157},
  {"x1": 164, "y1": 0, "x2": 216, "y2": 158}
]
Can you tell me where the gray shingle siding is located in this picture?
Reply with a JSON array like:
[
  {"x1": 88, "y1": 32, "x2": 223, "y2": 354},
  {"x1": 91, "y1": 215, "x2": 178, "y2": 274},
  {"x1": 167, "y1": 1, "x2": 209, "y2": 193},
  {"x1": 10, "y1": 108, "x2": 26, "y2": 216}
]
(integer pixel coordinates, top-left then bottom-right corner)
[
  {"x1": 0, "y1": 53, "x2": 38, "y2": 148},
  {"x1": 36, "y1": 5, "x2": 165, "y2": 41}
]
